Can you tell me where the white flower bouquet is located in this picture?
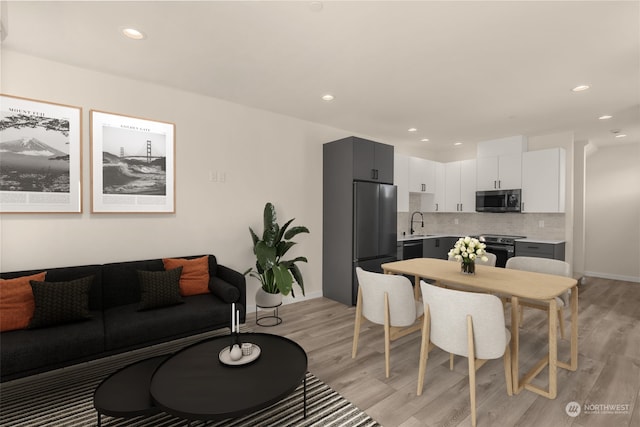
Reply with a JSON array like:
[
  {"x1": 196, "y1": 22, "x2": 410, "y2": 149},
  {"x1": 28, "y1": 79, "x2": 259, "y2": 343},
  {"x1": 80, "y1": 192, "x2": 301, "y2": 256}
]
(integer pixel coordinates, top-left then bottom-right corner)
[{"x1": 448, "y1": 236, "x2": 489, "y2": 264}]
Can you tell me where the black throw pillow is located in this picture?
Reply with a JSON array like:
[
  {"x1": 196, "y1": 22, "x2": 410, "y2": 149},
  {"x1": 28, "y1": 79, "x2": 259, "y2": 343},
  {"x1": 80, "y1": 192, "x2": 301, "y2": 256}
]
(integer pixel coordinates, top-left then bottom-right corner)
[
  {"x1": 138, "y1": 267, "x2": 184, "y2": 311},
  {"x1": 28, "y1": 275, "x2": 93, "y2": 329}
]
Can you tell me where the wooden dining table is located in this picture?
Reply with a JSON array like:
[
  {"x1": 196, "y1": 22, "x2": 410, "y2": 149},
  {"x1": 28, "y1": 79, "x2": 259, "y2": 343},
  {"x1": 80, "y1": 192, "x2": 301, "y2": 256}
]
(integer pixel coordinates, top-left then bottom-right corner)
[{"x1": 381, "y1": 257, "x2": 578, "y2": 399}]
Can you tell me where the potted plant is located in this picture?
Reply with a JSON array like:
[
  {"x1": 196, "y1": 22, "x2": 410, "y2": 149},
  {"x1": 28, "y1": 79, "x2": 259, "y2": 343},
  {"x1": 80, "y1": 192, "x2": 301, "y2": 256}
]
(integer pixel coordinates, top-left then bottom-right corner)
[{"x1": 245, "y1": 202, "x2": 309, "y2": 307}]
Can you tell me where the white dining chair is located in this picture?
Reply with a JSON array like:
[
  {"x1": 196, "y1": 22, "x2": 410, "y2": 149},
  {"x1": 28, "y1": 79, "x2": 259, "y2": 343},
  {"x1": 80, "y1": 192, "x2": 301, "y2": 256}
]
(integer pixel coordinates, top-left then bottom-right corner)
[
  {"x1": 417, "y1": 281, "x2": 512, "y2": 427},
  {"x1": 505, "y1": 256, "x2": 571, "y2": 339},
  {"x1": 352, "y1": 267, "x2": 424, "y2": 378}
]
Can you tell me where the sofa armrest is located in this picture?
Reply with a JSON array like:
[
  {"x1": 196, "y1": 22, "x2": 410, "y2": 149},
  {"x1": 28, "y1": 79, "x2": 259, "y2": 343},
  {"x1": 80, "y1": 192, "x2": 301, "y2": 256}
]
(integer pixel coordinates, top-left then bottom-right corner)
[
  {"x1": 208, "y1": 276, "x2": 239, "y2": 304},
  {"x1": 214, "y1": 265, "x2": 247, "y2": 318}
]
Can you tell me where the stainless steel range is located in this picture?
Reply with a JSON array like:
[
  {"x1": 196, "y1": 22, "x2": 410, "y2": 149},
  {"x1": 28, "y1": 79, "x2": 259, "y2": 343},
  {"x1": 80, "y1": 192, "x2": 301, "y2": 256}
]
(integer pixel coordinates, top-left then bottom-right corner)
[{"x1": 476, "y1": 234, "x2": 526, "y2": 268}]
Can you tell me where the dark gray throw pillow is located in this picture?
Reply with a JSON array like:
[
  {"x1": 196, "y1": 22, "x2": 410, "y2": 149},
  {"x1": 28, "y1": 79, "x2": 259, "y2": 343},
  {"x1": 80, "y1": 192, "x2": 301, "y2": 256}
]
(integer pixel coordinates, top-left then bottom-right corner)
[
  {"x1": 28, "y1": 275, "x2": 93, "y2": 329},
  {"x1": 138, "y1": 267, "x2": 184, "y2": 311}
]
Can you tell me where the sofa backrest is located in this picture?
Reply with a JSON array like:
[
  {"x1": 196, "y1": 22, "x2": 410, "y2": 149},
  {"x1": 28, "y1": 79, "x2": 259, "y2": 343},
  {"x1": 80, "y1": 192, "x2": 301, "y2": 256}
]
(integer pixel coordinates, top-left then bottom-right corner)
[
  {"x1": 101, "y1": 255, "x2": 218, "y2": 309},
  {"x1": 0, "y1": 265, "x2": 104, "y2": 311}
]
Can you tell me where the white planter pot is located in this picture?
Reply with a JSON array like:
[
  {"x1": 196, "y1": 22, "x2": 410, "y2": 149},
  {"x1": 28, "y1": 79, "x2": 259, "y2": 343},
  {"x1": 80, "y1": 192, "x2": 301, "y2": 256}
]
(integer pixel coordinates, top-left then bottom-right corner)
[{"x1": 255, "y1": 288, "x2": 283, "y2": 308}]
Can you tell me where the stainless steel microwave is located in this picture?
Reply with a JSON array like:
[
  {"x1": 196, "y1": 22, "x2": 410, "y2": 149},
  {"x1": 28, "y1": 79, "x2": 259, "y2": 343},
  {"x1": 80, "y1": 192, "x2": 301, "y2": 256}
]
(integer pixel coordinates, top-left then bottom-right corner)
[{"x1": 476, "y1": 189, "x2": 521, "y2": 212}]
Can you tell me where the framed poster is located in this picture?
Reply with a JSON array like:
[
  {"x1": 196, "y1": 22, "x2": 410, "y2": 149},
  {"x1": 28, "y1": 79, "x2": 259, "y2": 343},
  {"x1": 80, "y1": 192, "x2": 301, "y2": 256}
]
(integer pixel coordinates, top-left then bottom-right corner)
[
  {"x1": 0, "y1": 94, "x2": 83, "y2": 213},
  {"x1": 90, "y1": 110, "x2": 175, "y2": 213}
]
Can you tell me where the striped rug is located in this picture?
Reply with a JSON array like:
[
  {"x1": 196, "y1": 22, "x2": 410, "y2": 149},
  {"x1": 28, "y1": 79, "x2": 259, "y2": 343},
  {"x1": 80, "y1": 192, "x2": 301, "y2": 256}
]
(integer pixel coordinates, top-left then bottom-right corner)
[{"x1": 0, "y1": 329, "x2": 380, "y2": 427}]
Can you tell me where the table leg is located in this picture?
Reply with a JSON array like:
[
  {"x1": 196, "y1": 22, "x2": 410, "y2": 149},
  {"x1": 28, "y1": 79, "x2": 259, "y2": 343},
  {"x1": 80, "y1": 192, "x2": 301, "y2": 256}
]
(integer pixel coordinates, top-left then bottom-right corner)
[
  {"x1": 97, "y1": 413, "x2": 101, "y2": 427},
  {"x1": 510, "y1": 296, "x2": 520, "y2": 394},
  {"x1": 303, "y1": 375, "x2": 307, "y2": 418},
  {"x1": 570, "y1": 286, "x2": 578, "y2": 370},
  {"x1": 414, "y1": 275, "x2": 421, "y2": 300},
  {"x1": 548, "y1": 298, "x2": 558, "y2": 399}
]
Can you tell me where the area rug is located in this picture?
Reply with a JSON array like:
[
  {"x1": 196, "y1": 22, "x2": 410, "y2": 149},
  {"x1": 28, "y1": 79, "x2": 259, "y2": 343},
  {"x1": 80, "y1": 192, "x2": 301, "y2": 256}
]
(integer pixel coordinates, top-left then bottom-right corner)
[{"x1": 0, "y1": 329, "x2": 380, "y2": 427}]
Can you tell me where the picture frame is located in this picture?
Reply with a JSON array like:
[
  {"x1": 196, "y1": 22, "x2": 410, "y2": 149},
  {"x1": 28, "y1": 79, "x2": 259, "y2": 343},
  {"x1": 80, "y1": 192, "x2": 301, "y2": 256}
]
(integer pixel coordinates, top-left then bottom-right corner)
[
  {"x1": 90, "y1": 110, "x2": 175, "y2": 213},
  {"x1": 0, "y1": 94, "x2": 83, "y2": 213}
]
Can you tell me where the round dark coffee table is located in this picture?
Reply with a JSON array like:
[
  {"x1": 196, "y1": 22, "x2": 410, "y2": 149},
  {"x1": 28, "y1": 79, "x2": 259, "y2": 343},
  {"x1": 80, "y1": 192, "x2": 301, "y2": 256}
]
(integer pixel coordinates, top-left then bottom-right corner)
[
  {"x1": 150, "y1": 332, "x2": 308, "y2": 422},
  {"x1": 93, "y1": 355, "x2": 167, "y2": 426}
]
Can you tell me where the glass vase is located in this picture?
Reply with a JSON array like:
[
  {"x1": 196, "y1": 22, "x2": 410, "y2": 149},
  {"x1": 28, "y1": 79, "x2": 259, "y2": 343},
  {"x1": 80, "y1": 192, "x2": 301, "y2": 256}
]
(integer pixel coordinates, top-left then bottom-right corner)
[{"x1": 461, "y1": 260, "x2": 475, "y2": 275}]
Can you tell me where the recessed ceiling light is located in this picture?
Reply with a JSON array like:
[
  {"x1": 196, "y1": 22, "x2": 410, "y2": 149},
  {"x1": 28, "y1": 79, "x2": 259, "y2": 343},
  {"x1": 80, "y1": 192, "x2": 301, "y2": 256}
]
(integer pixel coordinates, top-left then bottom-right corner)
[
  {"x1": 122, "y1": 28, "x2": 146, "y2": 40},
  {"x1": 454, "y1": 142, "x2": 463, "y2": 146},
  {"x1": 408, "y1": 128, "x2": 417, "y2": 132},
  {"x1": 598, "y1": 115, "x2": 613, "y2": 120},
  {"x1": 615, "y1": 134, "x2": 627, "y2": 138},
  {"x1": 571, "y1": 85, "x2": 590, "y2": 92},
  {"x1": 421, "y1": 138, "x2": 429, "y2": 142},
  {"x1": 321, "y1": 94, "x2": 334, "y2": 101}
]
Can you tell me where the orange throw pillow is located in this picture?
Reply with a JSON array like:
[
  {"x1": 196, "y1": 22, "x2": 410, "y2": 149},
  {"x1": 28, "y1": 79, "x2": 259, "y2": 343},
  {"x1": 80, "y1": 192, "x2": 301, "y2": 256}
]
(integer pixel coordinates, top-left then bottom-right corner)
[
  {"x1": 162, "y1": 256, "x2": 210, "y2": 296},
  {"x1": 0, "y1": 272, "x2": 46, "y2": 332}
]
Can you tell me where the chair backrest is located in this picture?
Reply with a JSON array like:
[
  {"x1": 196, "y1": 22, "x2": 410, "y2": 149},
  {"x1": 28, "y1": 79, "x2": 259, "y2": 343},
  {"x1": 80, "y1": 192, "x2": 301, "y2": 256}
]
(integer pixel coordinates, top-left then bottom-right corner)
[
  {"x1": 448, "y1": 252, "x2": 497, "y2": 267},
  {"x1": 355, "y1": 267, "x2": 417, "y2": 327},
  {"x1": 420, "y1": 280, "x2": 507, "y2": 360},
  {"x1": 505, "y1": 256, "x2": 570, "y2": 277}
]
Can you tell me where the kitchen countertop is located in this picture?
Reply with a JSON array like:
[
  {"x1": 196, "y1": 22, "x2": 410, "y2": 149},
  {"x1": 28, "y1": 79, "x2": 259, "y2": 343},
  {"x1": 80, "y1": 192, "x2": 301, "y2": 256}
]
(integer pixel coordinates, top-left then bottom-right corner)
[
  {"x1": 398, "y1": 235, "x2": 566, "y2": 244},
  {"x1": 515, "y1": 238, "x2": 566, "y2": 244},
  {"x1": 397, "y1": 234, "x2": 458, "y2": 242}
]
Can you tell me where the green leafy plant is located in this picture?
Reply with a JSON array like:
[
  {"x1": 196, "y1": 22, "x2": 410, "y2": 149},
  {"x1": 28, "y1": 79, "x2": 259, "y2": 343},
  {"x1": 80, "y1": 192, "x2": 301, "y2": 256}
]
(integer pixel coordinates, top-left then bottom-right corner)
[{"x1": 244, "y1": 202, "x2": 309, "y2": 296}]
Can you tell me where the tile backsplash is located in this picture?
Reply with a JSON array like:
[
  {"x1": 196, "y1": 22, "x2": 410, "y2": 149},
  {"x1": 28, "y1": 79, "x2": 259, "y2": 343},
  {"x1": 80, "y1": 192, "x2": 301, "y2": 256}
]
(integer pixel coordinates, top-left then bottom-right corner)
[{"x1": 399, "y1": 194, "x2": 566, "y2": 240}]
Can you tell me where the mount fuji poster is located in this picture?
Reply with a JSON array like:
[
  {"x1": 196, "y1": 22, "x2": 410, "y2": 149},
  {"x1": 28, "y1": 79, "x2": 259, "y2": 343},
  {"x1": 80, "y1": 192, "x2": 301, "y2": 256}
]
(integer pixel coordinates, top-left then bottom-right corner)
[{"x1": 0, "y1": 95, "x2": 82, "y2": 213}]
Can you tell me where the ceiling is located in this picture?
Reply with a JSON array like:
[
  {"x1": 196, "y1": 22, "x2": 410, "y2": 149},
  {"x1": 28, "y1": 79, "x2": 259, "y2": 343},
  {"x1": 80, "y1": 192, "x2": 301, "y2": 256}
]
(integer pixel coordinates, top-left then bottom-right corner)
[{"x1": 2, "y1": 1, "x2": 639, "y2": 153}]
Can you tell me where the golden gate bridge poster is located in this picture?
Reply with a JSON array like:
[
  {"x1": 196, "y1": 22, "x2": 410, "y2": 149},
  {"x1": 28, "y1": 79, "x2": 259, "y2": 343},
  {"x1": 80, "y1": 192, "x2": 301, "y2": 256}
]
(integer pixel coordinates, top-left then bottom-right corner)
[{"x1": 90, "y1": 110, "x2": 175, "y2": 213}]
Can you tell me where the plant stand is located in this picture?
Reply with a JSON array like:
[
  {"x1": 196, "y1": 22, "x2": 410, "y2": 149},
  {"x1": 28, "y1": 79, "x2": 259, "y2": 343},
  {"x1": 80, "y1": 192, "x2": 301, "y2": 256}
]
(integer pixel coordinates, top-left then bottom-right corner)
[{"x1": 255, "y1": 302, "x2": 283, "y2": 327}]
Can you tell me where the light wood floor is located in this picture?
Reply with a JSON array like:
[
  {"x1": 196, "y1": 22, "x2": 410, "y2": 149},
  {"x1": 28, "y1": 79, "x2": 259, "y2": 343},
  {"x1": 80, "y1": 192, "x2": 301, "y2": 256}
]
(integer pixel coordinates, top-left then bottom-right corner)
[{"x1": 245, "y1": 277, "x2": 639, "y2": 427}]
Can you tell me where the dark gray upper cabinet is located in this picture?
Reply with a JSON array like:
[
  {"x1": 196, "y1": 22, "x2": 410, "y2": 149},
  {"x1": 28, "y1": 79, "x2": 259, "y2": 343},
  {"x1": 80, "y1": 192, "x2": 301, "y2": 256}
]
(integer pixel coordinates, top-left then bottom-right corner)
[{"x1": 351, "y1": 137, "x2": 394, "y2": 184}]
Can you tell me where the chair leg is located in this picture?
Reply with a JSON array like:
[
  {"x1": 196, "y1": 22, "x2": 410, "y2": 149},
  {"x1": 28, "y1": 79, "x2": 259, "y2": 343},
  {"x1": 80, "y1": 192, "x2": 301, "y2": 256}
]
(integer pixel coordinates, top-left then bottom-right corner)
[
  {"x1": 558, "y1": 307, "x2": 566, "y2": 340},
  {"x1": 384, "y1": 292, "x2": 391, "y2": 378},
  {"x1": 467, "y1": 316, "x2": 477, "y2": 427},
  {"x1": 504, "y1": 343, "x2": 513, "y2": 396},
  {"x1": 417, "y1": 305, "x2": 430, "y2": 396},
  {"x1": 352, "y1": 286, "x2": 363, "y2": 358},
  {"x1": 450, "y1": 353, "x2": 454, "y2": 370}
]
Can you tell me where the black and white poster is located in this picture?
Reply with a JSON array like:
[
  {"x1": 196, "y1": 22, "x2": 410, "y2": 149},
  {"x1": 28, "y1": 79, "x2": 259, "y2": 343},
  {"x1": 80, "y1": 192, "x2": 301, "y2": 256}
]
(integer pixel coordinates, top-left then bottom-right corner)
[
  {"x1": 0, "y1": 94, "x2": 82, "y2": 213},
  {"x1": 90, "y1": 110, "x2": 175, "y2": 213}
]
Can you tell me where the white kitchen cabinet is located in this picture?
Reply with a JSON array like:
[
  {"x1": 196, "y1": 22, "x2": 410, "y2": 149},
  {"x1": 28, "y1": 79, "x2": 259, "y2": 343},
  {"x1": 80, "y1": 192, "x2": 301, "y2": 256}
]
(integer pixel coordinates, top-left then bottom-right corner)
[
  {"x1": 444, "y1": 159, "x2": 476, "y2": 212},
  {"x1": 409, "y1": 156, "x2": 436, "y2": 193},
  {"x1": 419, "y1": 161, "x2": 446, "y2": 212},
  {"x1": 433, "y1": 162, "x2": 445, "y2": 212},
  {"x1": 394, "y1": 153, "x2": 409, "y2": 212},
  {"x1": 522, "y1": 148, "x2": 566, "y2": 212},
  {"x1": 476, "y1": 153, "x2": 522, "y2": 190}
]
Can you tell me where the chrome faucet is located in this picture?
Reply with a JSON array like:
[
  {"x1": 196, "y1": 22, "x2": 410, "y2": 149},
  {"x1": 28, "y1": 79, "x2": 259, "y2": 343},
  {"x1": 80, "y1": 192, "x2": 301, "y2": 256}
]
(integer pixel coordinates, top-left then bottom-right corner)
[{"x1": 410, "y1": 211, "x2": 424, "y2": 235}]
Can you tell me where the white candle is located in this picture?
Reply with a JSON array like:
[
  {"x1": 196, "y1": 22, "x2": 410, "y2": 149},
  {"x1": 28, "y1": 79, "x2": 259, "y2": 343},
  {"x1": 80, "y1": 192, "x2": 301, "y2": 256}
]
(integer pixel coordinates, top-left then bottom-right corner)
[{"x1": 231, "y1": 303, "x2": 235, "y2": 333}]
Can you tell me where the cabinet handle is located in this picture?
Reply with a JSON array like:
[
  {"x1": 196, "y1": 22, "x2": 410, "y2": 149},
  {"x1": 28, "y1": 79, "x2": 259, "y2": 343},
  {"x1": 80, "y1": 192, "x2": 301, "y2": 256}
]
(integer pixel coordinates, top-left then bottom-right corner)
[
  {"x1": 494, "y1": 180, "x2": 497, "y2": 189},
  {"x1": 460, "y1": 203, "x2": 463, "y2": 211},
  {"x1": 372, "y1": 169, "x2": 379, "y2": 180},
  {"x1": 435, "y1": 203, "x2": 439, "y2": 211},
  {"x1": 421, "y1": 183, "x2": 425, "y2": 192},
  {"x1": 498, "y1": 180, "x2": 501, "y2": 189}
]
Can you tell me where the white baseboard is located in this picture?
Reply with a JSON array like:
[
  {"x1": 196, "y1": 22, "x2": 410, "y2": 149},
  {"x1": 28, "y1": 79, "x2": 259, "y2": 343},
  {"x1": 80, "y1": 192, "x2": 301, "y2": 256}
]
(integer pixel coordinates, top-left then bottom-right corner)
[
  {"x1": 246, "y1": 290, "x2": 324, "y2": 314},
  {"x1": 582, "y1": 271, "x2": 640, "y2": 284}
]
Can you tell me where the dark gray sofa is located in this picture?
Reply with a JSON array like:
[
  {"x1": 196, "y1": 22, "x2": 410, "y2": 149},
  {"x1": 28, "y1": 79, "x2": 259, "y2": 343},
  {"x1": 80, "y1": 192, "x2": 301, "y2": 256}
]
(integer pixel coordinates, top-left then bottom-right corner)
[{"x1": 0, "y1": 254, "x2": 246, "y2": 382}]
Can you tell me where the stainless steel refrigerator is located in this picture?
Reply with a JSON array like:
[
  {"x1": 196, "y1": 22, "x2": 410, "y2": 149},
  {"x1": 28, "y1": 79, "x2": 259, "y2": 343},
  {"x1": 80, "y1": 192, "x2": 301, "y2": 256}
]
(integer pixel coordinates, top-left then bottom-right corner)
[{"x1": 351, "y1": 181, "x2": 398, "y2": 304}]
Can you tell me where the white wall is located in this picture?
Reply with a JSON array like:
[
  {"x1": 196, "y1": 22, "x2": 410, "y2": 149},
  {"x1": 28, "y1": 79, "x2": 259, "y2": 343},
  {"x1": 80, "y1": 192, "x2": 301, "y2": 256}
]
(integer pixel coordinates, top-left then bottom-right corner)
[
  {"x1": 584, "y1": 142, "x2": 640, "y2": 282},
  {"x1": 0, "y1": 50, "x2": 352, "y2": 307}
]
